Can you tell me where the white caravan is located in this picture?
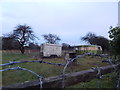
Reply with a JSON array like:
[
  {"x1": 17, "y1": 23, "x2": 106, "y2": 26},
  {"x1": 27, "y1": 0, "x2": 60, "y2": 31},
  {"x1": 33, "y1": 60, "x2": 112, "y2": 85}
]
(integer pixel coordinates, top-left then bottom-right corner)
[{"x1": 40, "y1": 43, "x2": 62, "y2": 57}]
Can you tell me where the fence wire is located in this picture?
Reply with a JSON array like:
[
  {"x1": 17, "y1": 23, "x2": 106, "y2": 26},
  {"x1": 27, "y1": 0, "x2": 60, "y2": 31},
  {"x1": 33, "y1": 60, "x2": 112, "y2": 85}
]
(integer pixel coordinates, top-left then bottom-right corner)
[
  {"x1": 62, "y1": 52, "x2": 94, "y2": 88},
  {"x1": 0, "y1": 66, "x2": 44, "y2": 90},
  {"x1": 92, "y1": 67, "x2": 102, "y2": 89},
  {"x1": 0, "y1": 60, "x2": 65, "y2": 67},
  {"x1": 100, "y1": 55, "x2": 119, "y2": 89}
]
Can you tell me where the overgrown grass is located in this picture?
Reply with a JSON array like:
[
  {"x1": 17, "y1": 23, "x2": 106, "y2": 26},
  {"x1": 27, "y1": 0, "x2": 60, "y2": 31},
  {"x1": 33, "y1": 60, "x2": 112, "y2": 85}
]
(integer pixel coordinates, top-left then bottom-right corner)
[{"x1": 2, "y1": 52, "x2": 109, "y2": 86}]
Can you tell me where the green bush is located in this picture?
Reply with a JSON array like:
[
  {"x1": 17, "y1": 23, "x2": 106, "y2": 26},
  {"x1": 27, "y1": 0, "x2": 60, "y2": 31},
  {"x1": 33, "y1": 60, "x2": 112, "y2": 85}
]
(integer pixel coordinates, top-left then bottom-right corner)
[{"x1": 108, "y1": 26, "x2": 120, "y2": 61}]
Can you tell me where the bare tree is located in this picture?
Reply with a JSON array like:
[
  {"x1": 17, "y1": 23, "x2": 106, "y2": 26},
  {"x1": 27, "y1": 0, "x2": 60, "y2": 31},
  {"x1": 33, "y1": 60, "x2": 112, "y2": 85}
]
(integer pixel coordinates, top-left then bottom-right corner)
[
  {"x1": 42, "y1": 33, "x2": 61, "y2": 44},
  {"x1": 10, "y1": 24, "x2": 37, "y2": 54}
]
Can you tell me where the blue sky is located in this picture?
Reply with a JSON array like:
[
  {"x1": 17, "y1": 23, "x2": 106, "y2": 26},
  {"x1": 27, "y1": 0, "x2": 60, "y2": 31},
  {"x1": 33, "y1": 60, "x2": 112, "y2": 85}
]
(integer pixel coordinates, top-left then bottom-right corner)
[{"x1": 1, "y1": 0, "x2": 119, "y2": 45}]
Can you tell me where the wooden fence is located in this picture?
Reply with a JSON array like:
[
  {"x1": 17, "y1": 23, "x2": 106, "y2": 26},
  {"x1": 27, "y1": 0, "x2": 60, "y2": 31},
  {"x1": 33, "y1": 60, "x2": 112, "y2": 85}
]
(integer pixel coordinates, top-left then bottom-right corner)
[{"x1": 1, "y1": 50, "x2": 40, "y2": 54}]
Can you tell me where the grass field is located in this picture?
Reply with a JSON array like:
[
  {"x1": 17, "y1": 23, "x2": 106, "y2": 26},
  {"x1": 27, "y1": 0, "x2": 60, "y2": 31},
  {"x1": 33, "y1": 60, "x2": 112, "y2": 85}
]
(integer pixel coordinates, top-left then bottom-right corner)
[
  {"x1": 2, "y1": 52, "x2": 110, "y2": 86},
  {"x1": 68, "y1": 72, "x2": 118, "y2": 88}
]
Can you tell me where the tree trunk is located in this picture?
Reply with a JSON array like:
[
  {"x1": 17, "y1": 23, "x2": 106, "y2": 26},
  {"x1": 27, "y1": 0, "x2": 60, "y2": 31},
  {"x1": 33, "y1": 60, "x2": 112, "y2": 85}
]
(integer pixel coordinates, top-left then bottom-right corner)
[
  {"x1": 17, "y1": 40, "x2": 25, "y2": 54},
  {"x1": 20, "y1": 46, "x2": 25, "y2": 54}
]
